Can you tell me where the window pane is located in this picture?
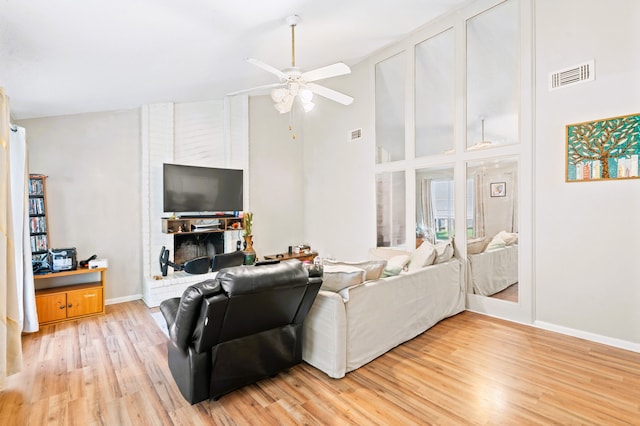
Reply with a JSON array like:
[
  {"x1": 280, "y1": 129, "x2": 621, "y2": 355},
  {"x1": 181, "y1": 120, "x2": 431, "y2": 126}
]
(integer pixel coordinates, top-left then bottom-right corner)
[
  {"x1": 415, "y1": 29, "x2": 455, "y2": 157},
  {"x1": 376, "y1": 52, "x2": 406, "y2": 163},
  {"x1": 466, "y1": 0, "x2": 520, "y2": 149},
  {"x1": 376, "y1": 171, "x2": 406, "y2": 247},
  {"x1": 416, "y1": 166, "x2": 454, "y2": 245}
]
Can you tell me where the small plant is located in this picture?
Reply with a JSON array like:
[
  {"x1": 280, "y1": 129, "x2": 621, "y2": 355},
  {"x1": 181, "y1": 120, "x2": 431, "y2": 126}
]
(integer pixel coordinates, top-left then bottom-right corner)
[{"x1": 243, "y1": 212, "x2": 253, "y2": 236}]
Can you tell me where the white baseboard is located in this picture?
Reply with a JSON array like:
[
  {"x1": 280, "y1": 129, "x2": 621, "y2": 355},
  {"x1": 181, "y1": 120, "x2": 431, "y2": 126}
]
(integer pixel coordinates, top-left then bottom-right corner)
[
  {"x1": 534, "y1": 320, "x2": 640, "y2": 353},
  {"x1": 105, "y1": 294, "x2": 142, "y2": 305}
]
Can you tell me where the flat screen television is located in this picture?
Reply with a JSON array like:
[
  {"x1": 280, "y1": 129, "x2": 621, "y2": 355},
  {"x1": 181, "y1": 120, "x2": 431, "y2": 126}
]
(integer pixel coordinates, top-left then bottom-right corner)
[{"x1": 163, "y1": 163, "x2": 243, "y2": 214}]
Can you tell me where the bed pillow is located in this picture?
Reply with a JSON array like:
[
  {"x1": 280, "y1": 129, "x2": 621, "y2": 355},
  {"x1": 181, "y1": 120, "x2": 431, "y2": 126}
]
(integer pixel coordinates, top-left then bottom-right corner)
[
  {"x1": 434, "y1": 240, "x2": 455, "y2": 264},
  {"x1": 496, "y1": 230, "x2": 518, "y2": 246},
  {"x1": 467, "y1": 237, "x2": 490, "y2": 255},
  {"x1": 485, "y1": 236, "x2": 506, "y2": 251},
  {"x1": 324, "y1": 259, "x2": 387, "y2": 281},
  {"x1": 382, "y1": 254, "x2": 410, "y2": 277},
  {"x1": 321, "y1": 265, "x2": 367, "y2": 292},
  {"x1": 408, "y1": 241, "x2": 436, "y2": 271}
]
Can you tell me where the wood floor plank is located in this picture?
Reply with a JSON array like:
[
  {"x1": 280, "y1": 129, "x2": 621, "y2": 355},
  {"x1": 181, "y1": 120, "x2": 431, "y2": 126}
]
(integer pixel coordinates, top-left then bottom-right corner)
[{"x1": 2, "y1": 300, "x2": 640, "y2": 425}]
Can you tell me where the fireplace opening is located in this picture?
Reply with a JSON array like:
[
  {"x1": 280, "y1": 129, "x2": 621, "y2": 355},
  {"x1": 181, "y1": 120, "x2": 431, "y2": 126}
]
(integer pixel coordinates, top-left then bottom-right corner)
[{"x1": 174, "y1": 232, "x2": 224, "y2": 265}]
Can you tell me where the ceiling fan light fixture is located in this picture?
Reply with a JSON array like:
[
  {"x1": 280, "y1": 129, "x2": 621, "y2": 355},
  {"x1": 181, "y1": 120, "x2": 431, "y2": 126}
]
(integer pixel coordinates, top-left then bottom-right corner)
[
  {"x1": 298, "y1": 87, "x2": 313, "y2": 102},
  {"x1": 273, "y1": 92, "x2": 294, "y2": 114},
  {"x1": 271, "y1": 88, "x2": 287, "y2": 103}
]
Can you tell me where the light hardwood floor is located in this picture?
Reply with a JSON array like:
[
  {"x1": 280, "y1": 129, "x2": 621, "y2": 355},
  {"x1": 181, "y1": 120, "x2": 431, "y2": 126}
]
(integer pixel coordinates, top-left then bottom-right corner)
[{"x1": 2, "y1": 300, "x2": 639, "y2": 425}]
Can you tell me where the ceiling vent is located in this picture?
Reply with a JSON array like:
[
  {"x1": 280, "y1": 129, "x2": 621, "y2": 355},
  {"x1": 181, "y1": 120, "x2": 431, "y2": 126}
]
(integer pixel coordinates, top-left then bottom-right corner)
[
  {"x1": 349, "y1": 128, "x2": 363, "y2": 142},
  {"x1": 549, "y1": 60, "x2": 595, "y2": 91}
]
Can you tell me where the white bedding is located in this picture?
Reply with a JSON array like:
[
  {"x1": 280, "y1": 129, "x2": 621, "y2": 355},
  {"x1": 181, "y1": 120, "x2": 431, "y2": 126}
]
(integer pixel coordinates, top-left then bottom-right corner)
[
  {"x1": 467, "y1": 244, "x2": 518, "y2": 296},
  {"x1": 302, "y1": 259, "x2": 464, "y2": 378}
]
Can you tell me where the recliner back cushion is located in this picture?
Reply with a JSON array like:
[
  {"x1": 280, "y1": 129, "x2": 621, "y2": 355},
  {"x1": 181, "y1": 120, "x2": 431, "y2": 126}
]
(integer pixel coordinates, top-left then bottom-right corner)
[{"x1": 216, "y1": 260, "x2": 309, "y2": 342}]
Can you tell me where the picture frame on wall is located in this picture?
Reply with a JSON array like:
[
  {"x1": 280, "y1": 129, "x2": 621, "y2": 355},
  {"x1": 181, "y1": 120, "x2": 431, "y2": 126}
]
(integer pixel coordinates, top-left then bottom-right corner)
[
  {"x1": 566, "y1": 112, "x2": 640, "y2": 182},
  {"x1": 490, "y1": 182, "x2": 506, "y2": 197}
]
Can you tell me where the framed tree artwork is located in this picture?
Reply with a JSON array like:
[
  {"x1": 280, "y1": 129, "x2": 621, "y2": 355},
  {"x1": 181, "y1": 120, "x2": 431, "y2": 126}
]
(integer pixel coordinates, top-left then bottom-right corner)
[{"x1": 566, "y1": 113, "x2": 640, "y2": 181}]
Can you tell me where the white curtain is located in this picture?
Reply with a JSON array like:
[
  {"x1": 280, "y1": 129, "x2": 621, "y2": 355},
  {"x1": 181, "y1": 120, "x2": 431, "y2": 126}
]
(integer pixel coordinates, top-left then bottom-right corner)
[
  {"x1": 473, "y1": 172, "x2": 486, "y2": 238},
  {"x1": 0, "y1": 87, "x2": 38, "y2": 390},
  {"x1": 421, "y1": 178, "x2": 435, "y2": 243},
  {"x1": 10, "y1": 126, "x2": 38, "y2": 332}
]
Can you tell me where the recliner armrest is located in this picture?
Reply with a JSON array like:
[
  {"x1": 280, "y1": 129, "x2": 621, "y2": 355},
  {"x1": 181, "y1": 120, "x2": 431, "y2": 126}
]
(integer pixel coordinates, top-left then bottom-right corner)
[{"x1": 167, "y1": 279, "x2": 223, "y2": 353}]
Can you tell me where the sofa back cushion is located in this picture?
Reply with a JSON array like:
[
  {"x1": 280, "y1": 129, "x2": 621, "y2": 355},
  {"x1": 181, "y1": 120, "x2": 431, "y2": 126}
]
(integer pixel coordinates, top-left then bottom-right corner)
[
  {"x1": 324, "y1": 259, "x2": 387, "y2": 281},
  {"x1": 408, "y1": 241, "x2": 437, "y2": 271},
  {"x1": 321, "y1": 265, "x2": 367, "y2": 292}
]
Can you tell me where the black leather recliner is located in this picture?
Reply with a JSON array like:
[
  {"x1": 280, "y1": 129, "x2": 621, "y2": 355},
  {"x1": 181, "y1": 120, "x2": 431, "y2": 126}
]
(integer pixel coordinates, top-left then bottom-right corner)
[{"x1": 159, "y1": 259, "x2": 322, "y2": 404}]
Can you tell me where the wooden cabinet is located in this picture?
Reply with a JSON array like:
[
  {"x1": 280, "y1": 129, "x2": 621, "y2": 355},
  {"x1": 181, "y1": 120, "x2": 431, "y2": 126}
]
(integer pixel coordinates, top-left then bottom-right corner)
[
  {"x1": 34, "y1": 267, "x2": 106, "y2": 326},
  {"x1": 263, "y1": 251, "x2": 319, "y2": 263}
]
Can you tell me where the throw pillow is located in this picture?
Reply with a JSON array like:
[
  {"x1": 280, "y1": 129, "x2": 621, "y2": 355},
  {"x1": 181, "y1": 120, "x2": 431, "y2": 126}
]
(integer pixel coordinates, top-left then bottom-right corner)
[
  {"x1": 408, "y1": 241, "x2": 436, "y2": 271},
  {"x1": 496, "y1": 230, "x2": 518, "y2": 246},
  {"x1": 383, "y1": 254, "x2": 410, "y2": 276},
  {"x1": 324, "y1": 259, "x2": 387, "y2": 281},
  {"x1": 467, "y1": 237, "x2": 490, "y2": 255},
  {"x1": 434, "y1": 240, "x2": 455, "y2": 264},
  {"x1": 382, "y1": 264, "x2": 403, "y2": 277},
  {"x1": 321, "y1": 265, "x2": 367, "y2": 292},
  {"x1": 485, "y1": 236, "x2": 506, "y2": 251}
]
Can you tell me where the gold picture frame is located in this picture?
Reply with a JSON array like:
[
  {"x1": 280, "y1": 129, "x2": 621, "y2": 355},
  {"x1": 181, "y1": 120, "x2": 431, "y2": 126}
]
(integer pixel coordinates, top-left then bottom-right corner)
[{"x1": 566, "y1": 112, "x2": 640, "y2": 182}]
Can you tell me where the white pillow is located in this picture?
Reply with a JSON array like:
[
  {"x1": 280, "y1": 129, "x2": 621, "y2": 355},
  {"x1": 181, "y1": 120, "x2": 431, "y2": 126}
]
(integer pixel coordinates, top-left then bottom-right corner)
[
  {"x1": 434, "y1": 240, "x2": 455, "y2": 264},
  {"x1": 467, "y1": 237, "x2": 490, "y2": 255},
  {"x1": 496, "y1": 230, "x2": 518, "y2": 246},
  {"x1": 383, "y1": 254, "x2": 410, "y2": 276},
  {"x1": 321, "y1": 265, "x2": 367, "y2": 292},
  {"x1": 485, "y1": 236, "x2": 506, "y2": 251},
  {"x1": 324, "y1": 259, "x2": 387, "y2": 281},
  {"x1": 408, "y1": 241, "x2": 436, "y2": 271}
]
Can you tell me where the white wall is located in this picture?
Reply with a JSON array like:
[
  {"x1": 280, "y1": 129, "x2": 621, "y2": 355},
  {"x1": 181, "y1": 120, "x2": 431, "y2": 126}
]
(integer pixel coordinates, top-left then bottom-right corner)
[
  {"x1": 248, "y1": 96, "x2": 305, "y2": 256},
  {"x1": 534, "y1": 0, "x2": 640, "y2": 345},
  {"x1": 19, "y1": 110, "x2": 143, "y2": 302},
  {"x1": 304, "y1": 64, "x2": 376, "y2": 260}
]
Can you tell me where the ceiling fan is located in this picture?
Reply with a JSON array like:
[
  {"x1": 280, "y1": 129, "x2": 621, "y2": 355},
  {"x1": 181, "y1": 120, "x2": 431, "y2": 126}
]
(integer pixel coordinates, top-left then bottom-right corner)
[{"x1": 228, "y1": 15, "x2": 354, "y2": 114}]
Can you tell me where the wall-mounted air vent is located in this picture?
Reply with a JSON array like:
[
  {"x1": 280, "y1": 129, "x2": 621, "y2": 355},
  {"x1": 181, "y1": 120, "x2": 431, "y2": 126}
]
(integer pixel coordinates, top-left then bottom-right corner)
[
  {"x1": 549, "y1": 60, "x2": 595, "y2": 91},
  {"x1": 349, "y1": 128, "x2": 363, "y2": 142}
]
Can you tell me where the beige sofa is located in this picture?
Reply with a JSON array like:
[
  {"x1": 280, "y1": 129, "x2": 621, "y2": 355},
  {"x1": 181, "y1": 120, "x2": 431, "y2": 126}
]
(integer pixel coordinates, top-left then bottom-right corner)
[{"x1": 302, "y1": 244, "x2": 465, "y2": 378}]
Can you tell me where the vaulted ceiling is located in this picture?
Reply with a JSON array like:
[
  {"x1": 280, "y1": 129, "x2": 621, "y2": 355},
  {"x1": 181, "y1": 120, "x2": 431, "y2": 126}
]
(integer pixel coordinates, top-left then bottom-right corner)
[{"x1": 1, "y1": 0, "x2": 469, "y2": 119}]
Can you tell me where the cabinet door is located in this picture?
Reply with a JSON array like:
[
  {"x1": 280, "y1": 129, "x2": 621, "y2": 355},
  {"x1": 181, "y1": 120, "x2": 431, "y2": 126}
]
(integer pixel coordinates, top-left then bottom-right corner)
[
  {"x1": 36, "y1": 293, "x2": 67, "y2": 323},
  {"x1": 67, "y1": 287, "x2": 103, "y2": 318}
]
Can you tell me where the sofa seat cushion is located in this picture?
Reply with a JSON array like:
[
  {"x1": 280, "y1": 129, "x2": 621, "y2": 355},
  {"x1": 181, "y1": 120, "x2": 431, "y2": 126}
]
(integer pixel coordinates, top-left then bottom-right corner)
[{"x1": 321, "y1": 265, "x2": 367, "y2": 292}]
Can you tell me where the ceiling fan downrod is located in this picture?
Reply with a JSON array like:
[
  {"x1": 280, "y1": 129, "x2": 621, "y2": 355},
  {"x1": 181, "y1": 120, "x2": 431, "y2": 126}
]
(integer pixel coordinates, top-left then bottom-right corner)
[{"x1": 286, "y1": 15, "x2": 300, "y2": 68}]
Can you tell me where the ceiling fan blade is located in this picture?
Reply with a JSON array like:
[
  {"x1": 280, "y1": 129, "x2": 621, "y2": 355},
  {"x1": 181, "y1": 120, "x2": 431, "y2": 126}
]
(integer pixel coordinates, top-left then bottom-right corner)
[
  {"x1": 246, "y1": 58, "x2": 288, "y2": 80},
  {"x1": 227, "y1": 82, "x2": 285, "y2": 97},
  {"x1": 306, "y1": 83, "x2": 354, "y2": 106},
  {"x1": 302, "y1": 62, "x2": 351, "y2": 83}
]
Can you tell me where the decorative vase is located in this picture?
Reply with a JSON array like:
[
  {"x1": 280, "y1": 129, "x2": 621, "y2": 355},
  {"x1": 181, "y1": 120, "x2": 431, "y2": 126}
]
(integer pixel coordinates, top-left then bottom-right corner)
[{"x1": 243, "y1": 235, "x2": 256, "y2": 265}]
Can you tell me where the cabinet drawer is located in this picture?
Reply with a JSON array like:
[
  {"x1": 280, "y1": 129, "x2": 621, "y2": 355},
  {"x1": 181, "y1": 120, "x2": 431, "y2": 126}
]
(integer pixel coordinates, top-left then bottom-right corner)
[
  {"x1": 36, "y1": 293, "x2": 67, "y2": 323},
  {"x1": 67, "y1": 287, "x2": 103, "y2": 318}
]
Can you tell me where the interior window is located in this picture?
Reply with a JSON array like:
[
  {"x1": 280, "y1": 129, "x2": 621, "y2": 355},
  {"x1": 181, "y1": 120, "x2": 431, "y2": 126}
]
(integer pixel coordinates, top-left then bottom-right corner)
[
  {"x1": 415, "y1": 28, "x2": 455, "y2": 157},
  {"x1": 375, "y1": 52, "x2": 406, "y2": 163},
  {"x1": 376, "y1": 171, "x2": 406, "y2": 247},
  {"x1": 416, "y1": 166, "x2": 454, "y2": 246}
]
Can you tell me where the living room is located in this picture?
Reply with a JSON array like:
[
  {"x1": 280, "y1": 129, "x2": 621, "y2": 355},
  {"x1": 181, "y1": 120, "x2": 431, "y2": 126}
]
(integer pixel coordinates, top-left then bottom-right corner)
[{"x1": 2, "y1": 0, "x2": 639, "y2": 423}]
